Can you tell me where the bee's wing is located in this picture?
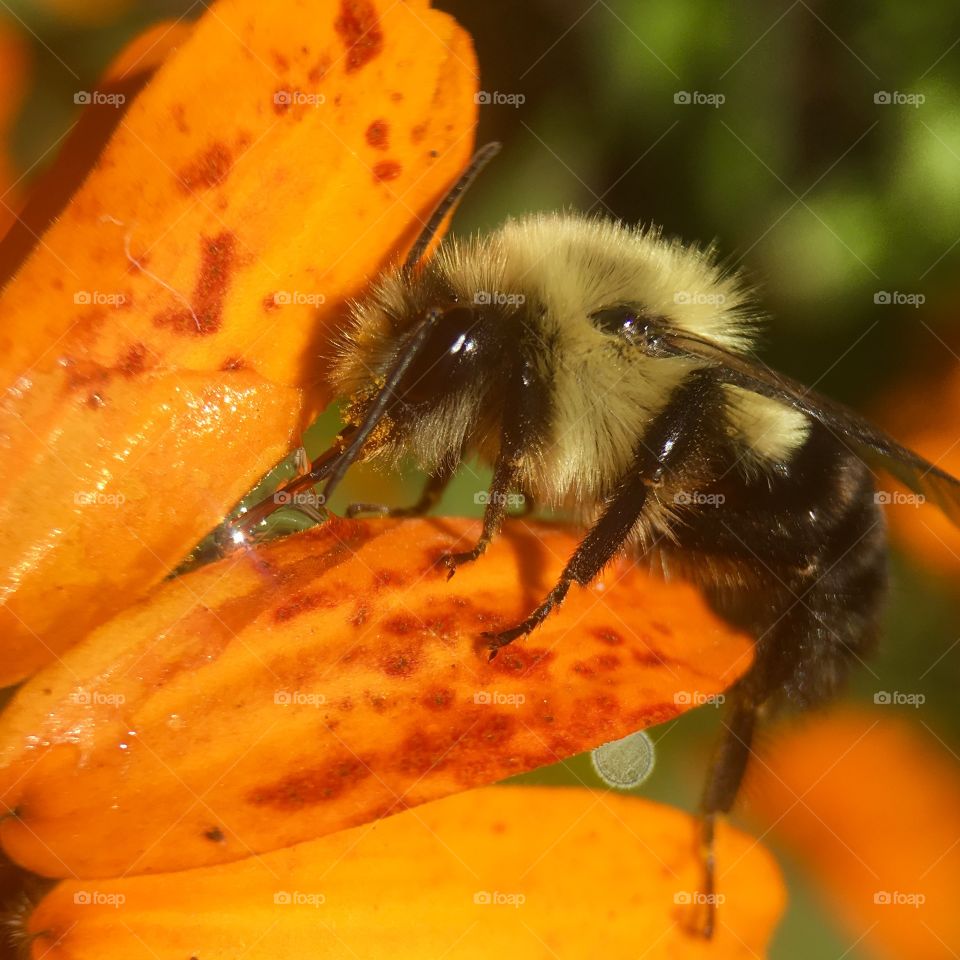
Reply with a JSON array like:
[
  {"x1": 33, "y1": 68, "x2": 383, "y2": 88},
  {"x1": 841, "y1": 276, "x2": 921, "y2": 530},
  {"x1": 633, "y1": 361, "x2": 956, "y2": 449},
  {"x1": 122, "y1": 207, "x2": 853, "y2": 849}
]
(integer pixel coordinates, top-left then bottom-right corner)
[{"x1": 644, "y1": 326, "x2": 960, "y2": 528}]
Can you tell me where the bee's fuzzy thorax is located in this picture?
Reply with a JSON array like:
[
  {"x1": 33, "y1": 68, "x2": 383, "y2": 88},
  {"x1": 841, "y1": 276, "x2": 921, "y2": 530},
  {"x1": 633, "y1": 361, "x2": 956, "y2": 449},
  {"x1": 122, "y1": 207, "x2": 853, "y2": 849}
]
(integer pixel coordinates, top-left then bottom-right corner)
[{"x1": 330, "y1": 212, "x2": 810, "y2": 498}]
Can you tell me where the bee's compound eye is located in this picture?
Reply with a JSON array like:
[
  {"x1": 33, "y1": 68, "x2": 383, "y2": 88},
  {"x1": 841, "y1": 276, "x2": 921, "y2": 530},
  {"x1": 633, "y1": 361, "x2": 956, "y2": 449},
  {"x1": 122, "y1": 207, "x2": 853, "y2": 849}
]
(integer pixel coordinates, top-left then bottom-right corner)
[
  {"x1": 589, "y1": 305, "x2": 647, "y2": 339},
  {"x1": 395, "y1": 305, "x2": 482, "y2": 406}
]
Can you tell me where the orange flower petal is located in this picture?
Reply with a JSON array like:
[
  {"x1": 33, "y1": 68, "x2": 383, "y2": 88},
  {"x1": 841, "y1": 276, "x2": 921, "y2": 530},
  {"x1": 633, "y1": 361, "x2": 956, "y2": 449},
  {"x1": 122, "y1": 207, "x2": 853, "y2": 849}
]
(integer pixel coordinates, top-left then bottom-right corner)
[
  {"x1": 25, "y1": 786, "x2": 785, "y2": 959},
  {"x1": 881, "y1": 367, "x2": 960, "y2": 576},
  {"x1": 0, "y1": 0, "x2": 478, "y2": 685},
  {"x1": 0, "y1": 20, "x2": 197, "y2": 286},
  {"x1": 0, "y1": 368, "x2": 303, "y2": 682},
  {"x1": 746, "y1": 708, "x2": 960, "y2": 959},
  {"x1": 0, "y1": 518, "x2": 752, "y2": 878}
]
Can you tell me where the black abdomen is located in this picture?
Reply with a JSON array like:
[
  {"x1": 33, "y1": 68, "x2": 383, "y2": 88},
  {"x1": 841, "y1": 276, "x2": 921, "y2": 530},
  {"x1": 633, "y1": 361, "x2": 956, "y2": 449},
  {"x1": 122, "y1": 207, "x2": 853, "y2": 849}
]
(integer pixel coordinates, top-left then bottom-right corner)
[{"x1": 660, "y1": 420, "x2": 888, "y2": 708}]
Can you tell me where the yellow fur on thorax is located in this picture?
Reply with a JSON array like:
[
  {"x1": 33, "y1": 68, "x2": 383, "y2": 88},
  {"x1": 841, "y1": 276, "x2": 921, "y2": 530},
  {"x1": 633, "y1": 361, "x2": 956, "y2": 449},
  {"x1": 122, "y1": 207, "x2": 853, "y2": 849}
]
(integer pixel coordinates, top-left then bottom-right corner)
[{"x1": 334, "y1": 212, "x2": 811, "y2": 510}]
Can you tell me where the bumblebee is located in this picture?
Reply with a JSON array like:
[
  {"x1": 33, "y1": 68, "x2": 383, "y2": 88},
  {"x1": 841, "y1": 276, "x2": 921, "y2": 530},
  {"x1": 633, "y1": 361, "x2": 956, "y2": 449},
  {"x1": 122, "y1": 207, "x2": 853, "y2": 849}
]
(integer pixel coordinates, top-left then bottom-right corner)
[{"x1": 239, "y1": 143, "x2": 960, "y2": 935}]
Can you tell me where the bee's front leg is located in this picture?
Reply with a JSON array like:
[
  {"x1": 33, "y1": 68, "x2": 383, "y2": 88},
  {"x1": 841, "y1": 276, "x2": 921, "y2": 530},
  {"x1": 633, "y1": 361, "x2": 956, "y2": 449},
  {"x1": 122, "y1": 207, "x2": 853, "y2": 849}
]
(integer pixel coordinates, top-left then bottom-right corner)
[
  {"x1": 444, "y1": 353, "x2": 548, "y2": 577},
  {"x1": 443, "y1": 455, "x2": 520, "y2": 577}
]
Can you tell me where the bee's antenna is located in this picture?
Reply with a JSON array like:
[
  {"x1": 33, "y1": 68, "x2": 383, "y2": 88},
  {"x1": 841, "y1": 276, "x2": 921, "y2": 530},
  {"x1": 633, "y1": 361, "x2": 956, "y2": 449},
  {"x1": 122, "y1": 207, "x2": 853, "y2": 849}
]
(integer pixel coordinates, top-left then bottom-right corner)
[
  {"x1": 319, "y1": 143, "x2": 502, "y2": 503},
  {"x1": 403, "y1": 141, "x2": 502, "y2": 274},
  {"x1": 321, "y1": 309, "x2": 442, "y2": 504}
]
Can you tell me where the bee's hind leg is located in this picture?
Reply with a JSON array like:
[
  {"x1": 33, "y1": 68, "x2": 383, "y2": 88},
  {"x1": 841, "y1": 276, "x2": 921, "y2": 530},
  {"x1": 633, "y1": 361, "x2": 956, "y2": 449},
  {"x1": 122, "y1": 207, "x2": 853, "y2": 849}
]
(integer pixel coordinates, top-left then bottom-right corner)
[{"x1": 696, "y1": 694, "x2": 761, "y2": 939}]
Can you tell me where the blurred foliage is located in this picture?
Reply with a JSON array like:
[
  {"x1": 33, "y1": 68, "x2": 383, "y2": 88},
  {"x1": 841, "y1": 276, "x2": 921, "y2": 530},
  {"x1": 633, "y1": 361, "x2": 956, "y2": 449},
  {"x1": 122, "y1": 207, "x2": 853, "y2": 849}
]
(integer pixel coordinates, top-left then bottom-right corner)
[{"x1": 3, "y1": 1, "x2": 960, "y2": 958}]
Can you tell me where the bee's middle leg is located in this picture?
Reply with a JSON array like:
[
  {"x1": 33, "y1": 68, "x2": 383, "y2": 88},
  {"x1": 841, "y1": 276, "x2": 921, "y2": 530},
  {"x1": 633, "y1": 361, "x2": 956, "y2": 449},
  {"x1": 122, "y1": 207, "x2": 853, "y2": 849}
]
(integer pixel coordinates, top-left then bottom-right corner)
[
  {"x1": 483, "y1": 370, "x2": 720, "y2": 654},
  {"x1": 484, "y1": 469, "x2": 650, "y2": 655}
]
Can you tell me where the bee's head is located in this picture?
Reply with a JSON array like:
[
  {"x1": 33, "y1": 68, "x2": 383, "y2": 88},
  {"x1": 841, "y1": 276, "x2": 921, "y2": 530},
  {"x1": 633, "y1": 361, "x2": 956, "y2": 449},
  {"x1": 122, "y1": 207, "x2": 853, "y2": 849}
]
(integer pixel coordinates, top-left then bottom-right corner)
[{"x1": 329, "y1": 260, "x2": 518, "y2": 472}]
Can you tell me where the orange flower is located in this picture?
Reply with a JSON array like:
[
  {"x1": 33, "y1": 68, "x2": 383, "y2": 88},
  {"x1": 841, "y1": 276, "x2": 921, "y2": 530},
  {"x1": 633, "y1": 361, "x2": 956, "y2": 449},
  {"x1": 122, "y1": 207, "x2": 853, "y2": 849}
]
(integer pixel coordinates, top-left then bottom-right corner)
[
  {"x1": 746, "y1": 708, "x2": 960, "y2": 959},
  {"x1": 880, "y1": 366, "x2": 960, "y2": 577},
  {"x1": 24, "y1": 787, "x2": 784, "y2": 959},
  {"x1": 0, "y1": 0, "x2": 477, "y2": 686}
]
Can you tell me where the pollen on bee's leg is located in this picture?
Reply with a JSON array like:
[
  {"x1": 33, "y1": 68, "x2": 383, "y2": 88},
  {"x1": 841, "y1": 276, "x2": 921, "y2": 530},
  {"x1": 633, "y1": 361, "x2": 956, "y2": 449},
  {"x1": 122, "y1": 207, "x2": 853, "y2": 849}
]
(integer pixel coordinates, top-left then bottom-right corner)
[
  {"x1": 345, "y1": 502, "x2": 391, "y2": 518},
  {"x1": 293, "y1": 445, "x2": 311, "y2": 476}
]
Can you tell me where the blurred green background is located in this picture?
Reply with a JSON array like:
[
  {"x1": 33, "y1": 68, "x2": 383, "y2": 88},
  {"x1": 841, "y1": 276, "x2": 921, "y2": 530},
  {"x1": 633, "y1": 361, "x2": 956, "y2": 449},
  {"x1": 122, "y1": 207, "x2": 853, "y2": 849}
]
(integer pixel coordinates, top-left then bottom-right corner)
[{"x1": 4, "y1": 1, "x2": 960, "y2": 957}]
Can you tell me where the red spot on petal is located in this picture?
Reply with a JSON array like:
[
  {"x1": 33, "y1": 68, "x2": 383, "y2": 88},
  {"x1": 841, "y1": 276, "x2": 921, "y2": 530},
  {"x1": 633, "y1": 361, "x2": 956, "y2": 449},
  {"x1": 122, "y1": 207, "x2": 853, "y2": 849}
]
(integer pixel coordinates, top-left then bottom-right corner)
[
  {"x1": 171, "y1": 103, "x2": 189, "y2": 134},
  {"x1": 335, "y1": 0, "x2": 384, "y2": 73},
  {"x1": 421, "y1": 687, "x2": 455, "y2": 711},
  {"x1": 365, "y1": 118, "x2": 389, "y2": 150},
  {"x1": 153, "y1": 231, "x2": 236, "y2": 336},
  {"x1": 381, "y1": 648, "x2": 420, "y2": 678},
  {"x1": 373, "y1": 569, "x2": 406, "y2": 590},
  {"x1": 248, "y1": 756, "x2": 372, "y2": 810},
  {"x1": 372, "y1": 160, "x2": 402, "y2": 182},
  {"x1": 117, "y1": 342, "x2": 148, "y2": 377},
  {"x1": 177, "y1": 142, "x2": 232, "y2": 193}
]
